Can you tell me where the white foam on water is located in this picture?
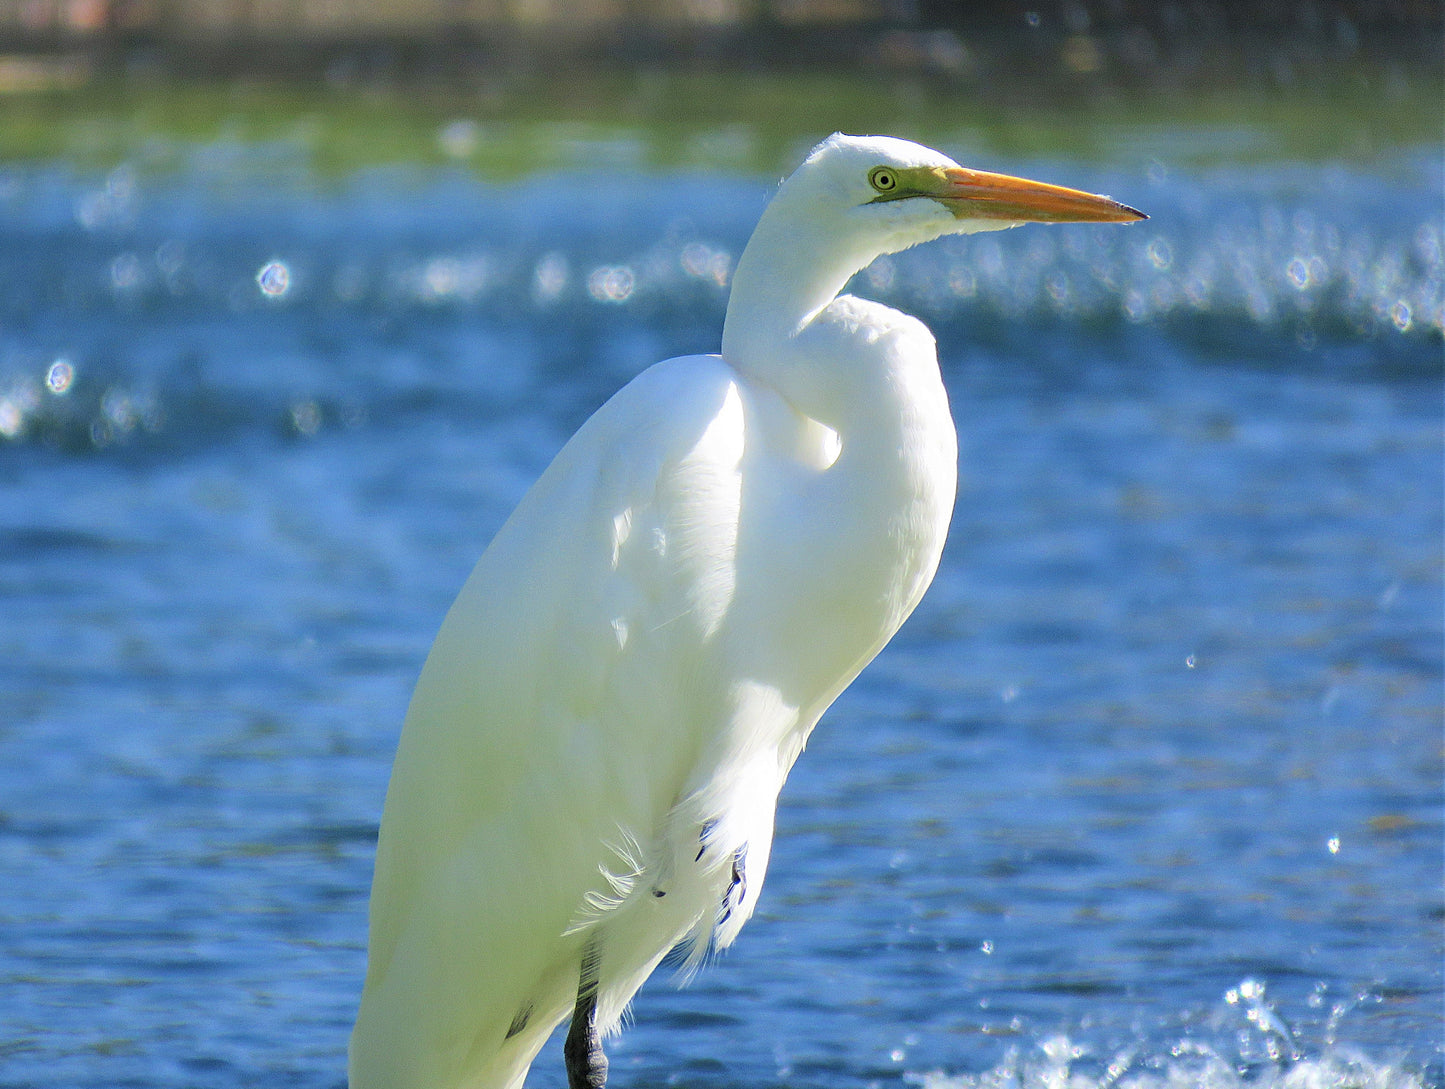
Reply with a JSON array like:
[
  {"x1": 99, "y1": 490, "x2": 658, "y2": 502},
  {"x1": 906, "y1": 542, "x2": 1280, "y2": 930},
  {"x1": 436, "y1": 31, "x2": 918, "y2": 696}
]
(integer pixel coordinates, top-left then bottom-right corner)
[
  {"x1": 903, "y1": 978, "x2": 1434, "y2": 1089},
  {"x1": 906, "y1": 1041, "x2": 1427, "y2": 1089}
]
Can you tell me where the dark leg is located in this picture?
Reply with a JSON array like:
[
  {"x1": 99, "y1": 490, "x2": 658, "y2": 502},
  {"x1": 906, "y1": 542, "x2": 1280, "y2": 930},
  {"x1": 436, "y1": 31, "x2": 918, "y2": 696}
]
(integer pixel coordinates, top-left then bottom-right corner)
[{"x1": 564, "y1": 942, "x2": 608, "y2": 1089}]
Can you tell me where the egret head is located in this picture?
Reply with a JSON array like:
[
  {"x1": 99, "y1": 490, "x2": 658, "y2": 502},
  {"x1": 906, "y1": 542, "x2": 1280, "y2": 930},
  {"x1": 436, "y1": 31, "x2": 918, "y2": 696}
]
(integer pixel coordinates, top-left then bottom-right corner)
[
  {"x1": 783, "y1": 133, "x2": 1145, "y2": 258},
  {"x1": 723, "y1": 134, "x2": 1145, "y2": 361}
]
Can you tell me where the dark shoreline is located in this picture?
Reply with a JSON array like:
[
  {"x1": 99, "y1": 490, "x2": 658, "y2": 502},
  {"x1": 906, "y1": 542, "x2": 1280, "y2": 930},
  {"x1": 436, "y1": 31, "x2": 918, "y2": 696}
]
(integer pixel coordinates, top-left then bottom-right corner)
[{"x1": 0, "y1": 2, "x2": 1438, "y2": 102}]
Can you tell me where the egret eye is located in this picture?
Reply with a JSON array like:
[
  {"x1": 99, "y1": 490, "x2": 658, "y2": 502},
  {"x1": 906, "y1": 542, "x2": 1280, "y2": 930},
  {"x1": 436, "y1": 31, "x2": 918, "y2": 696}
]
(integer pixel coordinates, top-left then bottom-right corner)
[{"x1": 869, "y1": 167, "x2": 899, "y2": 194}]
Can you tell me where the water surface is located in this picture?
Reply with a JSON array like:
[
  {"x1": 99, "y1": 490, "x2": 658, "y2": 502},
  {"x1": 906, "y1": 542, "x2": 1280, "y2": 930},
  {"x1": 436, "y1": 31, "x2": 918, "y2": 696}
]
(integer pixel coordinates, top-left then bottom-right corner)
[{"x1": 0, "y1": 123, "x2": 1439, "y2": 1088}]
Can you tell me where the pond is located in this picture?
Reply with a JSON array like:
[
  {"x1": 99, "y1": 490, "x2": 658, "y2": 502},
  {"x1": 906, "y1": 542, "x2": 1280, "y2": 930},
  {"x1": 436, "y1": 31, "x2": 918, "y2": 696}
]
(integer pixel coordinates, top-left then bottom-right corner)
[{"x1": 0, "y1": 72, "x2": 1440, "y2": 1088}]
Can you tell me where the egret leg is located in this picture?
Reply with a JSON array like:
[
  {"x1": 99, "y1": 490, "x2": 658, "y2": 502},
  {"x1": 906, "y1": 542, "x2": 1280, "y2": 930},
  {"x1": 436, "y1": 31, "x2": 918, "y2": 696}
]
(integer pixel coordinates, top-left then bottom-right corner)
[{"x1": 564, "y1": 943, "x2": 608, "y2": 1089}]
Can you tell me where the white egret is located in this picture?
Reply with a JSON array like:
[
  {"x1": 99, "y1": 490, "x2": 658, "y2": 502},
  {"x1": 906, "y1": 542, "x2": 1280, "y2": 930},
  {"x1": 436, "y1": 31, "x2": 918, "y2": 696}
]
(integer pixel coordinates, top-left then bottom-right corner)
[{"x1": 350, "y1": 133, "x2": 1143, "y2": 1089}]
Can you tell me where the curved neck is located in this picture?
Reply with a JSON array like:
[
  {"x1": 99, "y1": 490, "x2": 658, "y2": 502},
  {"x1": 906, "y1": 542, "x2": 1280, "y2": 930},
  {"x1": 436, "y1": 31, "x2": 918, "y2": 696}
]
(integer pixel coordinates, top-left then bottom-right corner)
[{"x1": 721, "y1": 193, "x2": 876, "y2": 373}]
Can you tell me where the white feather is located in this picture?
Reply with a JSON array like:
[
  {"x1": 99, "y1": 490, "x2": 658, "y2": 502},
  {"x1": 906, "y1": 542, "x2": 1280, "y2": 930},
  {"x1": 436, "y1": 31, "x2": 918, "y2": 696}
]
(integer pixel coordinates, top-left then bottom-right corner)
[{"x1": 348, "y1": 132, "x2": 1133, "y2": 1089}]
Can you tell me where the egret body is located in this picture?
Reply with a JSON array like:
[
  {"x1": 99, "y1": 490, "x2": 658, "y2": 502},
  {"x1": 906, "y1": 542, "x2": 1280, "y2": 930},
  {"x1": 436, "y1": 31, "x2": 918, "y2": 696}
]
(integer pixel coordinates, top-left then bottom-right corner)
[{"x1": 350, "y1": 134, "x2": 1143, "y2": 1089}]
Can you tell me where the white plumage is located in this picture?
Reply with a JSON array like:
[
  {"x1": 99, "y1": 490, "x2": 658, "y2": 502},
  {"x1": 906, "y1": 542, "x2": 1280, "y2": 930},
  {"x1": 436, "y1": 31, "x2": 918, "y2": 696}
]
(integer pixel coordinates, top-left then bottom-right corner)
[{"x1": 350, "y1": 133, "x2": 1142, "y2": 1089}]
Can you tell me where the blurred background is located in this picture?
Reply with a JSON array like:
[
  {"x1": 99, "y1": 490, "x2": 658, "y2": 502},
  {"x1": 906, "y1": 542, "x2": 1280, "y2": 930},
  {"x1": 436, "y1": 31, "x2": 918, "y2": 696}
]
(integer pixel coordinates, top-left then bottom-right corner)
[{"x1": 0, "y1": 3, "x2": 1440, "y2": 1088}]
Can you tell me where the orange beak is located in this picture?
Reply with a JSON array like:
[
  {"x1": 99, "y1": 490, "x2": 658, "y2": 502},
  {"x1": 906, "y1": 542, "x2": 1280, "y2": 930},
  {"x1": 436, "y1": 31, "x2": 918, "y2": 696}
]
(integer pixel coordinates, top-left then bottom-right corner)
[{"x1": 924, "y1": 165, "x2": 1146, "y2": 224}]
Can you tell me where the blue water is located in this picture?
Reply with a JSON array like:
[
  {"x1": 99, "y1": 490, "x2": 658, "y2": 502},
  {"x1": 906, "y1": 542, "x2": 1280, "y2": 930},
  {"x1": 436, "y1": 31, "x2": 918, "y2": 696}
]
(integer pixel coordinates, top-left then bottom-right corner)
[{"x1": 0, "y1": 140, "x2": 1440, "y2": 1088}]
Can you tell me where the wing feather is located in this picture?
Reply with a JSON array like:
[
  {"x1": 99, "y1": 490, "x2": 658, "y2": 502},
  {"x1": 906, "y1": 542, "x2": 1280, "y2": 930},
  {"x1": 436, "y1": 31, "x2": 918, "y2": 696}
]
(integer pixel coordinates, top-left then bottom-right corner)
[{"x1": 353, "y1": 354, "x2": 747, "y2": 1085}]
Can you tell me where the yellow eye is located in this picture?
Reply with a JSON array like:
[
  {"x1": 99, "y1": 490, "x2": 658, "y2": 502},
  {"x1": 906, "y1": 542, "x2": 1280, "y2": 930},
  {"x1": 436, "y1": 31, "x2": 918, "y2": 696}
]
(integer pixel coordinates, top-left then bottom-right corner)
[{"x1": 869, "y1": 167, "x2": 898, "y2": 194}]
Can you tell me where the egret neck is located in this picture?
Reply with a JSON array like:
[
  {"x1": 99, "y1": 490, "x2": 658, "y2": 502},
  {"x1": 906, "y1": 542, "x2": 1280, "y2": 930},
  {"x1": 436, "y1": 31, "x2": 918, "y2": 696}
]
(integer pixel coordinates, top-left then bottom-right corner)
[
  {"x1": 718, "y1": 159, "x2": 961, "y2": 693},
  {"x1": 722, "y1": 180, "x2": 893, "y2": 372}
]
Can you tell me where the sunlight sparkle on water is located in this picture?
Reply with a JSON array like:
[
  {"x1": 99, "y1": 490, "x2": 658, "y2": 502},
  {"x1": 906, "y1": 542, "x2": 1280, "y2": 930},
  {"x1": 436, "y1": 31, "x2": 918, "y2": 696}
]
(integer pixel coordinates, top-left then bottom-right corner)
[
  {"x1": 437, "y1": 119, "x2": 481, "y2": 160},
  {"x1": 0, "y1": 378, "x2": 39, "y2": 439},
  {"x1": 256, "y1": 260, "x2": 291, "y2": 297},
  {"x1": 680, "y1": 241, "x2": 732, "y2": 287},
  {"x1": 587, "y1": 265, "x2": 636, "y2": 303},
  {"x1": 290, "y1": 400, "x2": 321, "y2": 436},
  {"x1": 110, "y1": 252, "x2": 142, "y2": 292},
  {"x1": 46, "y1": 359, "x2": 74, "y2": 394},
  {"x1": 533, "y1": 252, "x2": 569, "y2": 304}
]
